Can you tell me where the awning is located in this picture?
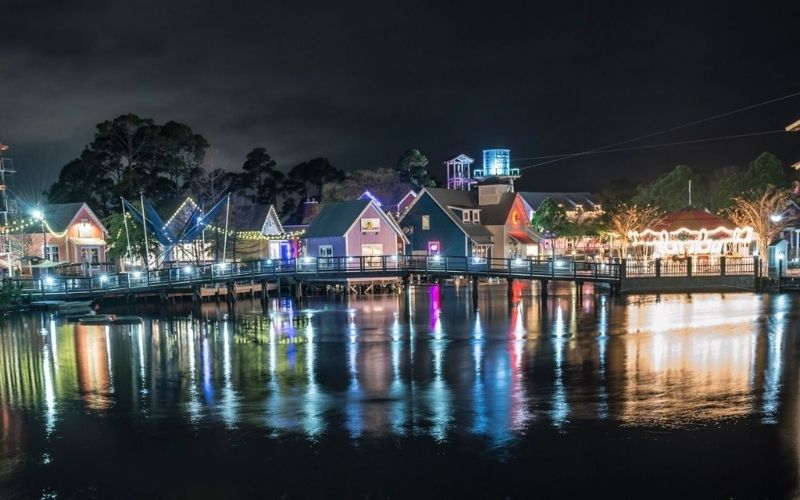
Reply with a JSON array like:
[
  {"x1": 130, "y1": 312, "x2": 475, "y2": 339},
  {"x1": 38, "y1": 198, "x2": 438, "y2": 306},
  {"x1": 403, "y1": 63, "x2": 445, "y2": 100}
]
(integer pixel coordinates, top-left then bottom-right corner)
[
  {"x1": 470, "y1": 236, "x2": 493, "y2": 245},
  {"x1": 70, "y1": 237, "x2": 107, "y2": 245},
  {"x1": 509, "y1": 231, "x2": 537, "y2": 245}
]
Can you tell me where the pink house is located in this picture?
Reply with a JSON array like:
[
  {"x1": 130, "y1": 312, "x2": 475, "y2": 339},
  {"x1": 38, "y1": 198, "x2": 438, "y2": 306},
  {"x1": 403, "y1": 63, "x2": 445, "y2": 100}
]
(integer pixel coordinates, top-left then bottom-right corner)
[
  {"x1": 18, "y1": 202, "x2": 108, "y2": 275},
  {"x1": 304, "y1": 199, "x2": 408, "y2": 259}
]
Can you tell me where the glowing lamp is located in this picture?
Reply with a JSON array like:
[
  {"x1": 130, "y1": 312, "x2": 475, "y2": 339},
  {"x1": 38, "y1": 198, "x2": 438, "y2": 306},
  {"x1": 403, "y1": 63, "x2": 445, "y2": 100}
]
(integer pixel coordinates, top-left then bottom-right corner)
[
  {"x1": 32, "y1": 208, "x2": 43, "y2": 220},
  {"x1": 99, "y1": 274, "x2": 108, "y2": 283},
  {"x1": 44, "y1": 276, "x2": 54, "y2": 286}
]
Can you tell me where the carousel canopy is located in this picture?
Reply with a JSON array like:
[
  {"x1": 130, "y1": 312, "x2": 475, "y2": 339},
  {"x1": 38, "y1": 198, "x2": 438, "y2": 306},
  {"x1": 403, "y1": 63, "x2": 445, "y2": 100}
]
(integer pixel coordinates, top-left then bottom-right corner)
[{"x1": 651, "y1": 208, "x2": 736, "y2": 233}]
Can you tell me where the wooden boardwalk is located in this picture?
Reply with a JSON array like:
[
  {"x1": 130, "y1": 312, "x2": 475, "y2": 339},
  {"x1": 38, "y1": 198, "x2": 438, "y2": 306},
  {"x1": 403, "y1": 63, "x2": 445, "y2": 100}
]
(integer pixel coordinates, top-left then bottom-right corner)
[{"x1": 5, "y1": 255, "x2": 622, "y2": 300}]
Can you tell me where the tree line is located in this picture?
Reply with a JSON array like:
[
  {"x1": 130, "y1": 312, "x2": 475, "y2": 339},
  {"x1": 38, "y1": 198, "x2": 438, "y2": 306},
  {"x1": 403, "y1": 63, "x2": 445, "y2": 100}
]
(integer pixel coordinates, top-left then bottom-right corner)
[{"x1": 47, "y1": 114, "x2": 438, "y2": 223}]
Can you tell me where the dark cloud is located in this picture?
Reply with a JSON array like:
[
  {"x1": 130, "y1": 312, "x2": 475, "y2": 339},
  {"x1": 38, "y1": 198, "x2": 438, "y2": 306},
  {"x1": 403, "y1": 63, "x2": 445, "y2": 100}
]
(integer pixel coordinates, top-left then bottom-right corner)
[{"x1": 1, "y1": 0, "x2": 799, "y2": 195}]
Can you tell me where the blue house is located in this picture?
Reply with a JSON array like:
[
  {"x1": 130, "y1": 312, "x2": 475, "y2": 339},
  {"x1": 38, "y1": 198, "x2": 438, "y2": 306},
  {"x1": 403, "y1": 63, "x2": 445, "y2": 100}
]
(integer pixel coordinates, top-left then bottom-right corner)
[{"x1": 398, "y1": 188, "x2": 493, "y2": 257}]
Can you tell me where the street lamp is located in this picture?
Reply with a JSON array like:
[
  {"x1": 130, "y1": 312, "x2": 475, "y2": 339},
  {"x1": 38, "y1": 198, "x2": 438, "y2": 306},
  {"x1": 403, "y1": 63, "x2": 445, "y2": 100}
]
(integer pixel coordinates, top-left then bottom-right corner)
[{"x1": 770, "y1": 213, "x2": 782, "y2": 223}]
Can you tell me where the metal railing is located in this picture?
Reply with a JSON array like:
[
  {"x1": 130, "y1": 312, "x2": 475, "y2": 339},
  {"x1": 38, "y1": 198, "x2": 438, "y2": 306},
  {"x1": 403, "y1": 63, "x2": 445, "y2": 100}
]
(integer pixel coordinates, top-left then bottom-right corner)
[
  {"x1": 624, "y1": 257, "x2": 756, "y2": 278},
  {"x1": 3, "y1": 255, "x2": 623, "y2": 297}
]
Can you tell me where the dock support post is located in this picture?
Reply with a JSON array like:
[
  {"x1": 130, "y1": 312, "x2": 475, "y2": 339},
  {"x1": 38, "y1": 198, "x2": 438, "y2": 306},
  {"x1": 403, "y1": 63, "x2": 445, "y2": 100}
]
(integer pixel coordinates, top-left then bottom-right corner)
[
  {"x1": 507, "y1": 277, "x2": 514, "y2": 301},
  {"x1": 540, "y1": 279, "x2": 548, "y2": 298},
  {"x1": 471, "y1": 276, "x2": 479, "y2": 311},
  {"x1": 260, "y1": 281, "x2": 268, "y2": 303}
]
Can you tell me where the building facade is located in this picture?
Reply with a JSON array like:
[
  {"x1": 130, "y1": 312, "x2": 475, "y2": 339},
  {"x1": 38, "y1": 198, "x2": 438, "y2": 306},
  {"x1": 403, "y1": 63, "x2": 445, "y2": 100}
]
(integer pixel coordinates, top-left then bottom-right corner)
[{"x1": 304, "y1": 199, "x2": 407, "y2": 261}]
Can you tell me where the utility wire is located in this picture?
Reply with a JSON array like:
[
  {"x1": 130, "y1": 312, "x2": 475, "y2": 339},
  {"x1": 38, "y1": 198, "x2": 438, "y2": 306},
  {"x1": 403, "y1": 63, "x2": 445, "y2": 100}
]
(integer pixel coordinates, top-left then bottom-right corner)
[
  {"x1": 511, "y1": 129, "x2": 786, "y2": 161},
  {"x1": 514, "y1": 88, "x2": 800, "y2": 171}
]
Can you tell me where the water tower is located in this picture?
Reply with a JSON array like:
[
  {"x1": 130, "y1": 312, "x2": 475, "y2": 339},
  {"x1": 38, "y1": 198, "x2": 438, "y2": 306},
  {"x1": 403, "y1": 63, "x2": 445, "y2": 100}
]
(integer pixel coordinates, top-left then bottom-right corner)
[
  {"x1": 445, "y1": 154, "x2": 476, "y2": 191},
  {"x1": 474, "y1": 148, "x2": 520, "y2": 189}
]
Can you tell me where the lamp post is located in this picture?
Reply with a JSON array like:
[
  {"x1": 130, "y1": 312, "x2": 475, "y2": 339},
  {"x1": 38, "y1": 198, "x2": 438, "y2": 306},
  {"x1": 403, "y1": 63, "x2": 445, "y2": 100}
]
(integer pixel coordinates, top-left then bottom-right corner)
[
  {"x1": 32, "y1": 207, "x2": 45, "y2": 259},
  {"x1": 778, "y1": 251, "x2": 785, "y2": 292}
]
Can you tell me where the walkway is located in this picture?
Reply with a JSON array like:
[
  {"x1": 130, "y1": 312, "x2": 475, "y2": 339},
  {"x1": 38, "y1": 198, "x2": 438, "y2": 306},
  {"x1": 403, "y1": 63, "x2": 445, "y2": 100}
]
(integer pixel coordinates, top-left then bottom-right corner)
[{"x1": 5, "y1": 255, "x2": 622, "y2": 300}]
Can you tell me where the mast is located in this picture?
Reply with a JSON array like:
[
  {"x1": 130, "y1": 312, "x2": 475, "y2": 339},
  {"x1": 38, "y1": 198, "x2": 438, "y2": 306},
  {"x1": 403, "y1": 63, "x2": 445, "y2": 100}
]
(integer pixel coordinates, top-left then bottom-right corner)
[
  {"x1": 0, "y1": 143, "x2": 15, "y2": 277},
  {"x1": 222, "y1": 193, "x2": 231, "y2": 262},
  {"x1": 140, "y1": 191, "x2": 151, "y2": 270},
  {"x1": 121, "y1": 197, "x2": 133, "y2": 269}
]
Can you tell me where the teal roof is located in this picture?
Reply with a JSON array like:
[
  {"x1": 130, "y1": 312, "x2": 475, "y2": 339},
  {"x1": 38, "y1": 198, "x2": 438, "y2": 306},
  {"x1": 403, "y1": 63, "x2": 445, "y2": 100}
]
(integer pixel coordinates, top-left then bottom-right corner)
[
  {"x1": 44, "y1": 202, "x2": 88, "y2": 233},
  {"x1": 304, "y1": 200, "x2": 370, "y2": 238}
]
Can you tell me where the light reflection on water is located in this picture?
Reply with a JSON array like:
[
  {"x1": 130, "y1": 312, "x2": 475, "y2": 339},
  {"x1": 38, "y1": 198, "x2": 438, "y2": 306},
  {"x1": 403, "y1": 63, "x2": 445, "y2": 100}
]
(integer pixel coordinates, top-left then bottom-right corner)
[{"x1": 0, "y1": 284, "x2": 799, "y2": 495}]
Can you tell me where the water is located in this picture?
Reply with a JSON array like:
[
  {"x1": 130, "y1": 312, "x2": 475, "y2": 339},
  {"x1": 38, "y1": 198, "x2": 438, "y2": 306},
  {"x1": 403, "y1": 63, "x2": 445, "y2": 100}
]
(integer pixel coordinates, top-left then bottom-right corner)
[{"x1": 0, "y1": 283, "x2": 798, "y2": 498}]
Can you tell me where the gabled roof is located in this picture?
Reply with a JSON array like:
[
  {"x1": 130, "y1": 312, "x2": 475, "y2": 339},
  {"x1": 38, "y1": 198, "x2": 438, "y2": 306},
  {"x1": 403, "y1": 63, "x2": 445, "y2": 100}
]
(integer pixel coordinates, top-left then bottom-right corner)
[
  {"x1": 45, "y1": 202, "x2": 107, "y2": 234},
  {"x1": 518, "y1": 192, "x2": 598, "y2": 212},
  {"x1": 479, "y1": 193, "x2": 517, "y2": 225},
  {"x1": 305, "y1": 199, "x2": 409, "y2": 242},
  {"x1": 305, "y1": 200, "x2": 370, "y2": 238},
  {"x1": 233, "y1": 204, "x2": 270, "y2": 231},
  {"x1": 446, "y1": 154, "x2": 474, "y2": 164},
  {"x1": 260, "y1": 205, "x2": 284, "y2": 236},
  {"x1": 405, "y1": 188, "x2": 493, "y2": 242}
]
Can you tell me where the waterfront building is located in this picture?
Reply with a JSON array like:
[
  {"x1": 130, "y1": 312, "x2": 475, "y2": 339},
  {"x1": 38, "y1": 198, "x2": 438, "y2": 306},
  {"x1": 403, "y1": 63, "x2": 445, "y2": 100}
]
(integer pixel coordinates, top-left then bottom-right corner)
[
  {"x1": 304, "y1": 199, "x2": 408, "y2": 260},
  {"x1": 519, "y1": 192, "x2": 604, "y2": 257},
  {"x1": 15, "y1": 202, "x2": 109, "y2": 274},
  {"x1": 399, "y1": 187, "x2": 494, "y2": 257}
]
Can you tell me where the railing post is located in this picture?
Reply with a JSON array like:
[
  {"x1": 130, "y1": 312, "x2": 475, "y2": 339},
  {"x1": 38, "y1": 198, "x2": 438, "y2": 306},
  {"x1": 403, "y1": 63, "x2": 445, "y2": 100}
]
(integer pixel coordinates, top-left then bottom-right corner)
[
  {"x1": 655, "y1": 258, "x2": 661, "y2": 278},
  {"x1": 720, "y1": 256, "x2": 726, "y2": 276},
  {"x1": 360, "y1": 257, "x2": 364, "y2": 273},
  {"x1": 686, "y1": 258, "x2": 693, "y2": 277},
  {"x1": 620, "y1": 258, "x2": 627, "y2": 280}
]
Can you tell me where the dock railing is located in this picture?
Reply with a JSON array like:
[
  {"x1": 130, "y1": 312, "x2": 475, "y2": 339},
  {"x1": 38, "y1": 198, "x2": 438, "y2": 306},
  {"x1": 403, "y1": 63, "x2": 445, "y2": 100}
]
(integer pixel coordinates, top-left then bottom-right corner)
[{"x1": 3, "y1": 255, "x2": 623, "y2": 297}]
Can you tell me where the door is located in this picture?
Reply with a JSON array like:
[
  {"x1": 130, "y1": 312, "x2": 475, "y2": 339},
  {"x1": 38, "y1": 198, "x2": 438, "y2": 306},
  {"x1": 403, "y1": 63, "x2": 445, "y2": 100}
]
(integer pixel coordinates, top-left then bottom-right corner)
[
  {"x1": 361, "y1": 244, "x2": 383, "y2": 268},
  {"x1": 81, "y1": 247, "x2": 100, "y2": 264},
  {"x1": 319, "y1": 245, "x2": 333, "y2": 268}
]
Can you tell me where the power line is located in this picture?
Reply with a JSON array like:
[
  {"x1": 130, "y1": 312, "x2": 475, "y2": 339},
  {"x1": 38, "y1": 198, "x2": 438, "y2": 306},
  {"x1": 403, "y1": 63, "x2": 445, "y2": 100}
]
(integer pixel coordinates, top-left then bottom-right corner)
[
  {"x1": 515, "y1": 88, "x2": 800, "y2": 171},
  {"x1": 512, "y1": 129, "x2": 786, "y2": 161}
]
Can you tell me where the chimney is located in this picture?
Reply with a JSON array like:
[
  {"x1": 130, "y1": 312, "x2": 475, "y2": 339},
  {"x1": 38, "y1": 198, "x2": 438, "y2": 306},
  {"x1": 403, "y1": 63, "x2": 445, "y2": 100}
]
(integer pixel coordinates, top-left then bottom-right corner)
[{"x1": 301, "y1": 199, "x2": 320, "y2": 225}]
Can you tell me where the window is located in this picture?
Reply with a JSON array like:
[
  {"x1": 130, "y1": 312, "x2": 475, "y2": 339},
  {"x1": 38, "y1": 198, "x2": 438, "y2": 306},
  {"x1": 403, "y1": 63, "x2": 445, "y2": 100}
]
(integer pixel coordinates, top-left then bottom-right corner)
[
  {"x1": 472, "y1": 210, "x2": 480, "y2": 223},
  {"x1": 421, "y1": 215, "x2": 430, "y2": 230},
  {"x1": 45, "y1": 245, "x2": 59, "y2": 262},
  {"x1": 462, "y1": 210, "x2": 470, "y2": 223},
  {"x1": 318, "y1": 245, "x2": 333, "y2": 257},
  {"x1": 78, "y1": 218, "x2": 92, "y2": 237},
  {"x1": 427, "y1": 241, "x2": 440, "y2": 254}
]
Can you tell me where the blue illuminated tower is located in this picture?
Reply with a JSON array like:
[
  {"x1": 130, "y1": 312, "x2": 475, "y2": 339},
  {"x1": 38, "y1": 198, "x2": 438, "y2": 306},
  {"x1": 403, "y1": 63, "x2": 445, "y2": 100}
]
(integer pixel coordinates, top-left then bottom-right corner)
[{"x1": 474, "y1": 149, "x2": 520, "y2": 189}]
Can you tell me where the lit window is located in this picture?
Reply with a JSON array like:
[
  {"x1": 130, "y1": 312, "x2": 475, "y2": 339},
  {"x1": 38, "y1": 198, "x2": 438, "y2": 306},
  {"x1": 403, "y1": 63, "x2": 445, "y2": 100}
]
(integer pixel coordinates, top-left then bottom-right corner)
[
  {"x1": 462, "y1": 210, "x2": 470, "y2": 223},
  {"x1": 422, "y1": 215, "x2": 430, "y2": 230},
  {"x1": 472, "y1": 210, "x2": 480, "y2": 223},
  {"x1": 78, "y1": 218, "x2": 92, "y2": 237}
]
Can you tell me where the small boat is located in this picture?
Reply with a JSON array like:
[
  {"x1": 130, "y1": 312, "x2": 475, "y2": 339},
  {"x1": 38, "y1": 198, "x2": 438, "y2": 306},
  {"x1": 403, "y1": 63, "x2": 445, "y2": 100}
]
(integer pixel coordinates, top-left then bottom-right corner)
[{"x1": 79, "y1": 315, "x2": 143, "y2": 325}]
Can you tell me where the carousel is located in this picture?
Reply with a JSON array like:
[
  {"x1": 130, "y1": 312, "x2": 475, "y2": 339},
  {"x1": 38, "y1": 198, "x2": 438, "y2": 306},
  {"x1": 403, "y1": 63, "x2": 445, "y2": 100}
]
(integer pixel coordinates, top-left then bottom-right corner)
[{"x1": 630, "y1": 208, "x2": 754, "y2": 262}]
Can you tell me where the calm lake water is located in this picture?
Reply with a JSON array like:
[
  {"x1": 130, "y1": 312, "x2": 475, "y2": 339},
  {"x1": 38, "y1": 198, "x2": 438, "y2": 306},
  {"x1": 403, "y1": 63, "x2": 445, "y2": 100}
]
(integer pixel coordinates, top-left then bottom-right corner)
[{"x1": 1, "y1": 283, "x2": 799, "y2": 498}]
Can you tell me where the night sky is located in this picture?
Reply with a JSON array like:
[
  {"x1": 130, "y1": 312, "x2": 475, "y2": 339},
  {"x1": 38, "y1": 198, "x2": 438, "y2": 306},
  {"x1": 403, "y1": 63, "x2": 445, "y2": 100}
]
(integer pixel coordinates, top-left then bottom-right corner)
[{"x1": 2, "y1": 1, "x2": 800, "y2": 195}]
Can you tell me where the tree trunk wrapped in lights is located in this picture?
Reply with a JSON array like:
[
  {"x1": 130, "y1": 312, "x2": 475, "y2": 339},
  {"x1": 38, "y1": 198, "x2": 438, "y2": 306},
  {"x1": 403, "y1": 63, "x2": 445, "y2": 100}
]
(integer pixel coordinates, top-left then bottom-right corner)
[
  {"x1": 725, "y1": 185, "x2": 794, "y2": 274},
  {"x1": 606, "y1": 204, "x2": 663, "y2": 259}
]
